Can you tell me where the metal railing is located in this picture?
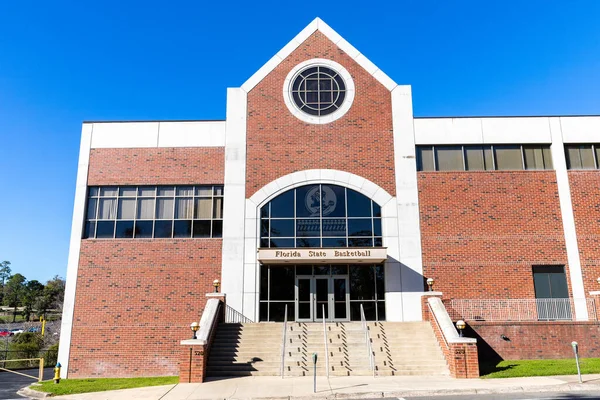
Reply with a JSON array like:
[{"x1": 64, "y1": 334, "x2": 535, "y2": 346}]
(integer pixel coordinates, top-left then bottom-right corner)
[
  {"x1": 359, "y1": 304, "x2": 375, "y2": 377},
  {"x1": 322, "y1": 305, "x2": 329, "y2": 378},
  {"x1": 225, "y1": 305, "x2": 254, "y2": 323},
  {"x1": 280, "y1": 304, "x2": 288, "y2": 378},
  {"x1": 0, "y1": 358, "x2": 44, "y2": 382},
  {"x1": 448, "y1": 298, "x2": 597, "y2": 322}
]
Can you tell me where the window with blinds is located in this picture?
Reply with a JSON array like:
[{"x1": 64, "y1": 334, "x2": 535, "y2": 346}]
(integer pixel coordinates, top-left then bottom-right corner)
[
  {"x1": 416, "y1": 145, "x2": 553, "y2": 171},
  {"x1": 83, "y1": 185, "x2": 224, "y2": 239},
  {"x1": 565, "y1": 144, "x2": 600, "y2": 169}
]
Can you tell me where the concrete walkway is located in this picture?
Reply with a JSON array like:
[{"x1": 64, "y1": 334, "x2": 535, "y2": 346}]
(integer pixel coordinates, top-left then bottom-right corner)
[{"x1": 25, "y1": 373, "x2": 600, "y2": 400}]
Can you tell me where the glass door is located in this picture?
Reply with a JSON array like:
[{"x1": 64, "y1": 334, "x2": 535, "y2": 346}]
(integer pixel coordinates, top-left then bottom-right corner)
[
  {"x1": 315, "y1": 277, "x2": 329, "y2": 320},
  {"x1": 332, "y1": 277, "x2": 349, "y2": 321},
  {"x1": 296, "y1": 277, "x2": 312, "y2": 322},
  {"x1": 295, "y1": 276, "x2": 349, "y2": 322}
]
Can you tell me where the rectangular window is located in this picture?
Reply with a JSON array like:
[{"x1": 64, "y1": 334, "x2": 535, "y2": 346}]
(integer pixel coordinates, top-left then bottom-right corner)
[
  {"x1": 532, "y1": 266, "x2": 571, "y2": 321},
  {"x1": 464, "y1": 146, "x2": 485, "y2": 171},
  {"x1": 416, "y1": 146, "x2": 434, "y2": 171},
  {"x1": 494, "y1": 145, "x2": 523, "y2": 170},
  {"x1": 565, "y1": 144, "x2": 598, "y2": 169},
  {"x1": 416, "y1": 145, "x2": 553, "y2": 171},
  {"x1": 523, "y1": 145, "x2": 553, "y2": 170},
  {"x1": 435, "y1": 146, "x2": 464, "y2": 171},
  {"x1": 83, "y1": 185, "x2": 224, "y2": 239}
]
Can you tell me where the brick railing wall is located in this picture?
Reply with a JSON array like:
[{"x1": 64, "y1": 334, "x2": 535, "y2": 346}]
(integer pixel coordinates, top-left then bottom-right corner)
[
  {"x1": 422, "y1": 293, "x2": 479, "y2": 378},
  {"x1": 179, "y1": 294, "x2": 225, "y2": 383}
]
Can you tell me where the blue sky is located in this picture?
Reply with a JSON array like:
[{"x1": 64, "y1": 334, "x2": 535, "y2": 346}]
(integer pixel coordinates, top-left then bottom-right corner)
[{"x1": 0, "y1": 1, "x2": 599, "y2": 283}]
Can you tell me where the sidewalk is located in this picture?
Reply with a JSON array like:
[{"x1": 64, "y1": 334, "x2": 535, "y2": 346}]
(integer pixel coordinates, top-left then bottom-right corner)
[{"x1": 24, "y1": 373, "x2": 600, "y2": 400}]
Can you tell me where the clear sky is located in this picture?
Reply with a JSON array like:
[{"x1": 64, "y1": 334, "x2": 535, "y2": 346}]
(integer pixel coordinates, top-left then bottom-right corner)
[{"x1": 0, "y1": 1, "x2": 599, "y2": 283}]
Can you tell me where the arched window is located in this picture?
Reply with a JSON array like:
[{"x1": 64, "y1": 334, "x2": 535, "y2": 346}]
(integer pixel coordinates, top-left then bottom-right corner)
[{"x1": 260, "y1": 184, "x2": 382, "y2": 248}]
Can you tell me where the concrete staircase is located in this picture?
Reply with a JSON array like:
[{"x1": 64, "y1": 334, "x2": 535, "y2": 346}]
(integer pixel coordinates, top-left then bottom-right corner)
[
  {"x1": 369, "y1": 321, "x2": 449, "y2": 376},
  {"x1": 206, "y1": 323, "x2": 283, "y2": 377},
  {"x1": 206, "y1": 321, "x2": 449, "y2": 377}
]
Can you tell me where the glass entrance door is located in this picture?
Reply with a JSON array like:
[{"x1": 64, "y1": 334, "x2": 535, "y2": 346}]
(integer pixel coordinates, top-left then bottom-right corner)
[{"x1": 295, "y1": 276, "x2": 349, "y2": 322}]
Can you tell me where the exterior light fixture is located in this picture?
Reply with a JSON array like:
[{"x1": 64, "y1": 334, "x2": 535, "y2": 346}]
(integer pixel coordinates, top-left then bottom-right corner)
[
  {"x1": 456, "y1": 320, "x2": 466, "y2": 337},
  {"x1": 426, "y1": 278, "x2": 434, "y2": 292},
  {"x1": 190, "y1": 322, "x2": 199, "y2": 339},
  {"x1": 597, "y1": 277, "x2": 600, "y2": 286},
  {"x1": 213, "y1": 279, "x2": 220, "y2": 293}
]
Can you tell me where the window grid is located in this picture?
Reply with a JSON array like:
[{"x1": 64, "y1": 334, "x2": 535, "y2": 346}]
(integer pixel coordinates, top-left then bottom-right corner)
[
  {"x1": 84, "y1": 185, "x2": 224, "y2": 239},
  {"x1": 417, "y1": 144, "x2": 553, "y2": 171},
  {"x1": 260, "y1": 184, "x2": 382, "y2": 248},
  {"x1": 565, "y1": 144, "x2": 600, "y2": 169},
  {"x1": 291, "y1": 66, "x2": 346, "y2": 117}
]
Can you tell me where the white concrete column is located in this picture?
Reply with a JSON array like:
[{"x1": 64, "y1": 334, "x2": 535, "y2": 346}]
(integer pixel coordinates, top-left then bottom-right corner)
[
  {"x1": 549, "y1": 117, "x2": 588, "y2": 320},
  {"x1": 390, "y1": 85, "x2": 424, "y2": 321},
  {"x1": 58, "y1": 124, "x2": 93, "y2": 378},
  {"x1": 221, "y1": 88, "x2": 249, "y2": 318}
]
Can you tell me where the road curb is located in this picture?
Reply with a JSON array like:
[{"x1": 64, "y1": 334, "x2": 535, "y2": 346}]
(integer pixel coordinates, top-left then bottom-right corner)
[
  {"x1": 17, "y1": 385, "x2": 49, "y2": 398},
  {"x1": 250, "y1": 383, "x2": 600, "y2": 400}
]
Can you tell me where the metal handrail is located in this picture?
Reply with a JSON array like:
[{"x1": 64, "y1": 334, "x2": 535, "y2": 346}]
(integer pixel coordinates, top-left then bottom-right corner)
[
  {"x1": 225, "y1": 304, "x2": 254, "y2": 323},
  {"x1": 322, "y1": 304, "x2": 329, "y2": 378},
  {"x1": 280, "y1": 304, "x2": 288, "y2": 378},
  {"x1": 359, "y1": 304, "x2": 375, "y2": 377}
]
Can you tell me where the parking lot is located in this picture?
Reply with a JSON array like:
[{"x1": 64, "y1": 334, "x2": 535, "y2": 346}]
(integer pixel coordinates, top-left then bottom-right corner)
[{"x1": 0, "y1": 367, "x2": 53, "y2": 400}]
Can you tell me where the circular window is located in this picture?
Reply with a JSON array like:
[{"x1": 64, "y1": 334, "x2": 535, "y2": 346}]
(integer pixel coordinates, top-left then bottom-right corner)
[
  {"x1": 291, "y1": 66, "x2": 346, "y2": 117},
  {"x1": 283, "y1": 59, "x2": 355, "y2": 124}
]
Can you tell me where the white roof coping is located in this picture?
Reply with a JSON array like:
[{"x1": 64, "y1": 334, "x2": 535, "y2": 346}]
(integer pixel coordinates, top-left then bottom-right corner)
[{"x1": 241, "y1": 17, "x2": 397, "y2": 93}]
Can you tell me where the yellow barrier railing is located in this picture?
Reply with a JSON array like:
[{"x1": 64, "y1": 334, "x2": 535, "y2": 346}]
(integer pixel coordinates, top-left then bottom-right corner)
[{"x1": 0, "y1": 358, "x2": 44, "y2": 382}]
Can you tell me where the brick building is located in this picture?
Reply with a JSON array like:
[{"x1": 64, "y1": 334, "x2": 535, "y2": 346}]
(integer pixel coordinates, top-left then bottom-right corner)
[{"x1": 59, "y1": 18, "x2": 600, "y2": 378}]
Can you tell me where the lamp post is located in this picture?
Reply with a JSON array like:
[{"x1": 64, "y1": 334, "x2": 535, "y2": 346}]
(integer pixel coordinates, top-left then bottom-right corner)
[
  {"x1": 426, "y1": 278, "x2": 434, "y2": 292},
  {"x1": 190, "y1": 322, "x2": 199, "y2": 339},
  {"x1": 456, "y1": 320, "x2": 466, "y2": 337},
  {"x1": 213, "y1": 279, "x2": 220, "y2": 293}
]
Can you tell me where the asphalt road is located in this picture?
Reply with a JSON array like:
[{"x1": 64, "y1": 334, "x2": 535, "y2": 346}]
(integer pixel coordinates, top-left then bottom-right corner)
[
  {"x1": 403, "y1": 392, "x2": 600, "y2": 399},
  {"x1": 0, "y1": 367, "x2": 53, "y2": 400}
]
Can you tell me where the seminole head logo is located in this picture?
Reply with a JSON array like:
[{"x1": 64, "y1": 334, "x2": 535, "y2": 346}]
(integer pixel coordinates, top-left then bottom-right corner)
[{"x1": 305, "y1": 186, "x2": 337, "y2": 217}]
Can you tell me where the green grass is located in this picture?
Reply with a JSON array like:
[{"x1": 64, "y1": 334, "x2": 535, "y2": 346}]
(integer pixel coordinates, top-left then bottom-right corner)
[
  {"x1": 481, "y1": 358, "x2": 600, "y2": 378},
  {"x1": 33, "y1": 376, "x2": 178, "y2": 396},
  {"x1": 0, "y1": 314, "x2": 26, "y2": 323}
]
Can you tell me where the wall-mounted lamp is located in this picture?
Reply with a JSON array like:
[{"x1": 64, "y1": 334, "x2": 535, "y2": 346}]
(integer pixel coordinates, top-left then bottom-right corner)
[
  {"x1": 190, "y1": 321, "x2": 199, "y2": 339},
  {"x1": 213, "y1": 279, "x2": 220, "y2": 293},
  {"x1": 456, "y1": 320, "x2": 466, "y2": 337},
  {"x1": 426, "y1": 278, "x2": 435, "y2": 292},
  {"x1": 597, "y1": 277, "x2": 600, "y2": 287}
]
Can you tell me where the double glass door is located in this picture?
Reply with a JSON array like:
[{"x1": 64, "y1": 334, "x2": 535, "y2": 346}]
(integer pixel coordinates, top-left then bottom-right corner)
[{"x1": 296, "y1": 276, "x2": 349, "y2": 322}]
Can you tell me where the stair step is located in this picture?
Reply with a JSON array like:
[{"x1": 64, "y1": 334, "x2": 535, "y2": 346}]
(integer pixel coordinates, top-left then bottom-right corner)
[{"x1": 206, "y1": 321, "x2": 450, "y2": 377}]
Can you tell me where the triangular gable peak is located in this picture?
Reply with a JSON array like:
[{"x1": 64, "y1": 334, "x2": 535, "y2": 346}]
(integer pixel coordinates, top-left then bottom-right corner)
[{"x1": 241, "y1": 17, "x2": 397, "y2": 93}]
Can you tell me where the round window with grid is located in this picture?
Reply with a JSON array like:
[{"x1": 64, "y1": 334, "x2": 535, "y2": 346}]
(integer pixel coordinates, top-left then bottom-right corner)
[{"x1": 291, "y1": 66, "x2": 346, "y2": 116}]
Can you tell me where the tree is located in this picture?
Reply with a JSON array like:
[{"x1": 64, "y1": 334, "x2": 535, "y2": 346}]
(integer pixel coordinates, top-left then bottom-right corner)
[
  {"x1": 23, "y1": 280, "x2": 44, "y2": 321},
  {"x1": 0, "y1": 260, "x2": 11, "y2": 305},
  {"x1": 36, "y1": 276, "x2": 66, "y2": 318},
  {"x1": 4, "y1": 273, "x2": 26, "y2": 322}
]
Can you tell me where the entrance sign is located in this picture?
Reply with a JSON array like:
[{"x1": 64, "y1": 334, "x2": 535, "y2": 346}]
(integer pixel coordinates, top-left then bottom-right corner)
[{"x1": 258, "y1": 248, "x2": 387, "y2": 264}]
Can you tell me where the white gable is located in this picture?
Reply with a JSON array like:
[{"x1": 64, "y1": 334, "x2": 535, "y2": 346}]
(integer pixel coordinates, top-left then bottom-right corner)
[{"x1": 240, "y1": 18, "x2": 397, "y2": 93}]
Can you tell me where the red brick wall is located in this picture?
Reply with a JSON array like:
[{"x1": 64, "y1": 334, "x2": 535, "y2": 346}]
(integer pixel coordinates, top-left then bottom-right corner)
[
  {"x1": 418, "y1": 171, "x2": 569, "y2": 299},
  {"x1": 569, "y1": 171, "x2": 600, "y2": 295},
  {"x1": 68, "y1": 240, "x2": 222, "y2": 377},
  {"x1": 88, "y1": 147, "x2": 224, "y2": 185},
  {"x1": 245, "y1": 31, "x2": 395, "y2": 198},
  {"x1": 470, "y1": 321, "x2": 600, "y2": 359}
]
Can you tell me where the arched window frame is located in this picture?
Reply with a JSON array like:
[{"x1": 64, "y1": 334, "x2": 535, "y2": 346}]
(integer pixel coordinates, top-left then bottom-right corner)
[{"x1": 259, "y1": 183, "x2": 383, "y2": 248}]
